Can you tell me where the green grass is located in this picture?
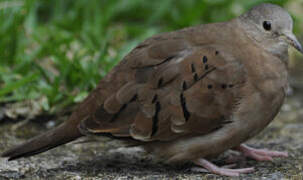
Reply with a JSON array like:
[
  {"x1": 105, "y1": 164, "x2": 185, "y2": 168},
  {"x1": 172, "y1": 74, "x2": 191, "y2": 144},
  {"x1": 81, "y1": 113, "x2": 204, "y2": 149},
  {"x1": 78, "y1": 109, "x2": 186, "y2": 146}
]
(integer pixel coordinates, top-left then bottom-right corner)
[{"x1": 0, "y1": 0, "x2": 295, "y2": 113}]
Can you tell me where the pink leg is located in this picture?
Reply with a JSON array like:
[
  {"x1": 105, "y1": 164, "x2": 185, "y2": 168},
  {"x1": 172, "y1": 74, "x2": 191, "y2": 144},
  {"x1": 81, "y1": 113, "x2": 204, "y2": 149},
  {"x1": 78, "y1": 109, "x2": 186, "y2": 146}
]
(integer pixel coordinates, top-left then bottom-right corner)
[
  {"x1": 192, "y1": 158, "x2": 255, "y2": 177},
  {"x1": 235, "y1": 144, "x2": 288, "y2": 161}
]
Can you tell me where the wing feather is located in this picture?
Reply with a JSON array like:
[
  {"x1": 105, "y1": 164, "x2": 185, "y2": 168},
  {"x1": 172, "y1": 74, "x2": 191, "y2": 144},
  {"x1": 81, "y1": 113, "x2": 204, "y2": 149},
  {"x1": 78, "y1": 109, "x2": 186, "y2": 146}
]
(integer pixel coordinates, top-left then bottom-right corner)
[{"x1": 79, "y1": 29, "x2": 247, "y2": 142}]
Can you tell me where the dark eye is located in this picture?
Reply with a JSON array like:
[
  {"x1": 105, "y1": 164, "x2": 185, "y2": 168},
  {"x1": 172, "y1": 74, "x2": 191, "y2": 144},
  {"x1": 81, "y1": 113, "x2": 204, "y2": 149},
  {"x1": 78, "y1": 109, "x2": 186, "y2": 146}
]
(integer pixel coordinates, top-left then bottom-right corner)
[{"x1": 263, "y1": 21, "x2": 271, "y2": 31}]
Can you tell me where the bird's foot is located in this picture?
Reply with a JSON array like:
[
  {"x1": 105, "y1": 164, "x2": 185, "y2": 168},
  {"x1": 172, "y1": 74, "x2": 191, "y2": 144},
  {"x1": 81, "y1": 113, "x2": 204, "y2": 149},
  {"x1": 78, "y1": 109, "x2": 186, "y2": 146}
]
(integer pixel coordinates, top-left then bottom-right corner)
[
  {"x1": 234, "y1": 144, "x2": 288, "y2": 161},
  {"x1": 192, "y1": 158, "x2": 254, "y2": 177}
]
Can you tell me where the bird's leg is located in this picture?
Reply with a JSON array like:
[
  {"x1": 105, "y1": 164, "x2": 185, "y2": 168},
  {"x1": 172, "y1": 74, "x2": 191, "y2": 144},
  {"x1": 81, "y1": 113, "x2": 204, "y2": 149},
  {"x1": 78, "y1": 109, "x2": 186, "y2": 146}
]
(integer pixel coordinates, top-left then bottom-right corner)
[
  {"x1": 233, "y1": 144, "x2": 288, "y2": 161},
  {"x1": 192, "y1": 158, "x2": 255, "y2": 177}
]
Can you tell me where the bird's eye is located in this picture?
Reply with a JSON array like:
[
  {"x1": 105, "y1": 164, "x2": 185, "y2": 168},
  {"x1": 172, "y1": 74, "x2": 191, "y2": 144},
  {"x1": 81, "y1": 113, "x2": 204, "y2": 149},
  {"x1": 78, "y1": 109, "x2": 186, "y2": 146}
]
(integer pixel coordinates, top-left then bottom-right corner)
[{"x1": 263, "y1": 21, "x2": 271, "y2": 31}]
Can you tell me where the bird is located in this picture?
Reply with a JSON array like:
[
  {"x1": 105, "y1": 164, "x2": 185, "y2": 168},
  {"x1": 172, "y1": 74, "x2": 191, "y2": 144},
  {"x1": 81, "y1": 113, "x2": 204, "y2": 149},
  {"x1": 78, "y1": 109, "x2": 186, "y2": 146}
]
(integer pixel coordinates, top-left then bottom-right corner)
[{"x1": 2, "y1": 3, "x2": 303, "y2": 177}]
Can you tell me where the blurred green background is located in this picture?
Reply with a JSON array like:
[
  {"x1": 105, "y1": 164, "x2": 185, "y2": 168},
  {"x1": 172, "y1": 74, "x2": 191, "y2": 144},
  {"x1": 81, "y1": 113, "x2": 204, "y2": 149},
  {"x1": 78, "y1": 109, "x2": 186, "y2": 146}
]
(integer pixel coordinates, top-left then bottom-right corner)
[{"x1": 0, "y1": 0, "x2": 302, "y2": 117}]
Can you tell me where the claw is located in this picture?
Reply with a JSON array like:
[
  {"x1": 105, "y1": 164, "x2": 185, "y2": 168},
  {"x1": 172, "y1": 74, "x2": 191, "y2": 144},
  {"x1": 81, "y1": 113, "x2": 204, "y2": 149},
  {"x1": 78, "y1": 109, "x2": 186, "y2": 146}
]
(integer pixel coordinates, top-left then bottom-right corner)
[
  {"x1": 235, "y1": 144, "x2": 288, "y2": 162},
  {"x1": 192, "y1": 158, "x2": 255, "y2": 177}
]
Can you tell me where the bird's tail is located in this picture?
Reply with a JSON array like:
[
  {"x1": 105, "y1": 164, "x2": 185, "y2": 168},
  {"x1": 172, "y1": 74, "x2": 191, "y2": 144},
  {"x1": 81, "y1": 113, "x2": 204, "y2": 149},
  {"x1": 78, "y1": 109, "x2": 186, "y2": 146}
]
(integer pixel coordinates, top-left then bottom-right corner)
[{"x1": 1, "y1": 122, "x2": 82, "y2": 161}]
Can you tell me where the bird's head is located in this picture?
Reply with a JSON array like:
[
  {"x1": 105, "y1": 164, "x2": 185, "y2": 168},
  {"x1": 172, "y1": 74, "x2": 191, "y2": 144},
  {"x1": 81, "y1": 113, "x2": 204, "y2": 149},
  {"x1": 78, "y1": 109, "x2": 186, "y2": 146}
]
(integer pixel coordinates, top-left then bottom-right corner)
[{"x1": 239, "y1": 3, "x2": 302, "y2": 59}]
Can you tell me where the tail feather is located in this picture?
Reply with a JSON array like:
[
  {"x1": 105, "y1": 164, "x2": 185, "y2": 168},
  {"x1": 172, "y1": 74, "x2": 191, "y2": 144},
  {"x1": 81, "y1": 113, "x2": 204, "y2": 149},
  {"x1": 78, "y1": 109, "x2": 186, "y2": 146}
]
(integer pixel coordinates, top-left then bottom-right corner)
[{"x1": 1, "y1": 123, "x2": 82, "y2": 161}]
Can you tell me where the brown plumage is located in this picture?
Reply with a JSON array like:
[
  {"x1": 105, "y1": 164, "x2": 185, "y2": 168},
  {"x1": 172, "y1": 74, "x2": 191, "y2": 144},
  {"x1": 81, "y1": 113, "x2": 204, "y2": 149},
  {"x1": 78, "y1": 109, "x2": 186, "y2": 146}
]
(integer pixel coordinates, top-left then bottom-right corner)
[{"x1": 2, "y1": 3, "x2": 303, "y2": 177}]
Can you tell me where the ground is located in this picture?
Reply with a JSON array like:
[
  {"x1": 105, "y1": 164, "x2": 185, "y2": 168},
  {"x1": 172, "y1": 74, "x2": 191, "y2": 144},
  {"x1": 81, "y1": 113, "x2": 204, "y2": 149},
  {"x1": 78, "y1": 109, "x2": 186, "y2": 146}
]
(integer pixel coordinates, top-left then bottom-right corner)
[
  {"x1": 0, "y1": 93, "x2": 302, "y2": 180},
  {"x1": 1, "y1": 68, "x2": 303, "y2": 180}
]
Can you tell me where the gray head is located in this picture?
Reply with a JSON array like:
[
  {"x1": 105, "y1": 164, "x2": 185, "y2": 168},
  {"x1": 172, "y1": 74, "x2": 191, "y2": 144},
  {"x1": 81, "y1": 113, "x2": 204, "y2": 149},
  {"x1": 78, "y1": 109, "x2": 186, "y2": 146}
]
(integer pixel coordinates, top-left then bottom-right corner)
[{"x1": 239, "y1": 3, "x2": 303, "y2": 58}]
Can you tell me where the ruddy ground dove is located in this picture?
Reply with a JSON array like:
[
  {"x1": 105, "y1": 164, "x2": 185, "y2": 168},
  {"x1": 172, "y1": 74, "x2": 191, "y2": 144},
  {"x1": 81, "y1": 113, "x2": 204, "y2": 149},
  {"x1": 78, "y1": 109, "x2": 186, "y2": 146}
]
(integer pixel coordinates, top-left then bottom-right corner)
[{"x1": 2, "y1": 3, "x2": 303, "y2": 177}]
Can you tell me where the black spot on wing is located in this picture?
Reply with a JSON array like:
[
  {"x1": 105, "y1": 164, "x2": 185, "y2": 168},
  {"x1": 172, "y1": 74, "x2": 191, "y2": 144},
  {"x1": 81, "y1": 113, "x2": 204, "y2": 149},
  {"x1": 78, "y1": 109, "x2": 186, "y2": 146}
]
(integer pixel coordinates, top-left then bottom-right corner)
[
  {"x1": 204, "y1": 64, "x2": 209, "y2": 70},
  {"x1": 151, "y1": 101, "x2": 161, "y2": 136},
  {"x1": 180, "y1": 93, "x2": 190, "y2": 121},
  {"x1": 202, "y1": 56, "x2": 208, "y2": 63},
  {"x1": 191, "y1": 63, "x2": 196, "y2": 73},
  {"x1": 182, "y1": 81, "x2": 187, "y2": 91},
  {"x1": 152, "y1": 94, "x2": 158, "y2": 103},
  {"x1": 193, "y1": 73, "x2": 198, "y2": 81},
  {"x1": 158, "y1": 78, "x2": 163, "y2": 88},
  {"x1": 184, "y1": 67, "x2": 216, "y2": 91}
]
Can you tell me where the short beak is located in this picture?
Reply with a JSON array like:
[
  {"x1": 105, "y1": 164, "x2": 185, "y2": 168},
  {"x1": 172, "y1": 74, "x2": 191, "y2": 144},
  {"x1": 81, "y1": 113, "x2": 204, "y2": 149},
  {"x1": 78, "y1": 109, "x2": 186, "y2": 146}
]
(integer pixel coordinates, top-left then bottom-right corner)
[{"x1": 284, "y1": 32, "x2": 303, "y2": 54}]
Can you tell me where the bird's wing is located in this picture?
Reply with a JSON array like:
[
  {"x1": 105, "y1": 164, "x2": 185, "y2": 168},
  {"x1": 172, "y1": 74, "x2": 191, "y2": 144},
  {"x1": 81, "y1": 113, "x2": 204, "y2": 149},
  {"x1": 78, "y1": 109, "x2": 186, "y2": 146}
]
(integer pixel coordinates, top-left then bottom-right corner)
[{"x1": 78, "y1": 27, "x2": 247, "y2": 142}]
